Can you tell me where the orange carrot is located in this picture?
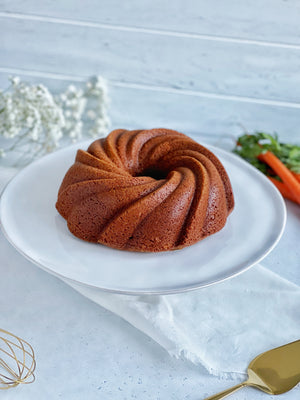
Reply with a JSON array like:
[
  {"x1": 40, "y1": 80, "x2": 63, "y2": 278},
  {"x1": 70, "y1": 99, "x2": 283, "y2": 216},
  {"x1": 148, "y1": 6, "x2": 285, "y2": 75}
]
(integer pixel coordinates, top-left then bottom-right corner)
[
  {"x1": 258, "y1": 151, "x2": 300, "y2": 204},
  {"x1": 292, "y1": 172, "x2": 300, "y2": 184},
  {"x1": 267, "y1": 177, "x2": 297, "y2": 203}
]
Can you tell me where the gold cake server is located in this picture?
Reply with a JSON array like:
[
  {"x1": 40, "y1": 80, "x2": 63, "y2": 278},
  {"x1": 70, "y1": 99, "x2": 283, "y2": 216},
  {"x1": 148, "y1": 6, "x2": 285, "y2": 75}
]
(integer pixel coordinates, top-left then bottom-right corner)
[{"x1": 204, "y1": 340, "x2": 300, "y2": 399}]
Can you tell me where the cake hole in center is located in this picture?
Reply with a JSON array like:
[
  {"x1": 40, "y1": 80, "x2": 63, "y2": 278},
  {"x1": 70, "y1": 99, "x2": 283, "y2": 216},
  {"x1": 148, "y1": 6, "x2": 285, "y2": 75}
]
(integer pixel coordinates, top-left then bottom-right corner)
[{"x1": 137, "y1": 168, "x2": 168, "y2": 180}]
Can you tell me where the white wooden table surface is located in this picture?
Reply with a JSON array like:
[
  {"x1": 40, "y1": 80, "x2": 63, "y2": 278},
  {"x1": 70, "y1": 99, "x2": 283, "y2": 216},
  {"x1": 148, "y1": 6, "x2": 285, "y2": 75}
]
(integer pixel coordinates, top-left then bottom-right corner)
[{"x1": 0, "y1": 1, "x2": 299, "y2": 399}]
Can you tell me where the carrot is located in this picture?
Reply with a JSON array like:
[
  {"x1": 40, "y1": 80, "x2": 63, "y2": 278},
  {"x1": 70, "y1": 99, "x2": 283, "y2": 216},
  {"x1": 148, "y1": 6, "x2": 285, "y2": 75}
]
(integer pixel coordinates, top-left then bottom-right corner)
[
  {"x1": 267, "y1": 177, "x2": 298, "y2": 203},
  {"x1": 292, "y1": 172, "x2": 300, "y2": 184},
  {"x1": 258, "y1": 151, "x2": 300, "y2": 204}
]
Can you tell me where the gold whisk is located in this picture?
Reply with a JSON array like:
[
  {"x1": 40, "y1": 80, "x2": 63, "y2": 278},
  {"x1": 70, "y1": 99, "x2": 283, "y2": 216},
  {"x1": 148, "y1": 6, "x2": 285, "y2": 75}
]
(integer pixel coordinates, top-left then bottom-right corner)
[{"x1": 0, "y1": 328, "x2": 36, "y2": 389}]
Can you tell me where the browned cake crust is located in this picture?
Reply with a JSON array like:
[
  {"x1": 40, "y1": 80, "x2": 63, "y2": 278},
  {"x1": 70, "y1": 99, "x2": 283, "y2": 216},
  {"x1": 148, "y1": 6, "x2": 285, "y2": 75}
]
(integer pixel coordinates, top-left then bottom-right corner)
[{"x1": 56, "y1": 128, "x2": 234, "y2": 252}]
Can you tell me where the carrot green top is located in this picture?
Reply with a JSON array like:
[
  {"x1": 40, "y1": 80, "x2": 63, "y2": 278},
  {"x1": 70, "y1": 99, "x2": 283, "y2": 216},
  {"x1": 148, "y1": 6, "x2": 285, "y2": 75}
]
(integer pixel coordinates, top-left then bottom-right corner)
[{"x1": 234, "y1": 132, "x2": 300, "y2": 176}]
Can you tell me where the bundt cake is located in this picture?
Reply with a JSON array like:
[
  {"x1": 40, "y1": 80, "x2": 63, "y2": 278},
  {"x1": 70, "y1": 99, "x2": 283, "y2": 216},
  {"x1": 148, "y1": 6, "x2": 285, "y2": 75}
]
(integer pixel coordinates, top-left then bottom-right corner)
[{"x1": 56, "y1": 128, "x2": 234, "y2": 252}]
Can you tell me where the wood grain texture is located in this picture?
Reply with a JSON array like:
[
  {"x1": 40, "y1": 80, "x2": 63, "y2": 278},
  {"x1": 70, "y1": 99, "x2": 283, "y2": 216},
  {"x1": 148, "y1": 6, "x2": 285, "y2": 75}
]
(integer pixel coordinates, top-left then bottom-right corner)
[
  {"x1": 1, "y1": 16, "x2": 300, "y2": 103},
  {"x1": 2, "y1": 0, "x2": 300, "y2": 44},
  {"x1": 0, "y1": 71, "x2": 298, "y2": 142},
  {"x1": 0, "y1": 2, "x2": 300, "y2": 138}
]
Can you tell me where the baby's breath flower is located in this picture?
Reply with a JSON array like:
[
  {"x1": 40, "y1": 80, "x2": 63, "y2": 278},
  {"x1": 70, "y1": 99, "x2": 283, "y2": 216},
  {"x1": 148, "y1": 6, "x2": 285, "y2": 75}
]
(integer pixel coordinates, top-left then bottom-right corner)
[
  {"x1": 69, "y1": 120, "x2": 83, "y2": 141},
  {"x1": 0, "y1": 75, "x2": 110, "y2": 166},
  {"x1": 84, "y1": 76, "x2": 110, "y2": 137},
  {"x1": 9, "y1": 76, "x2": 20, "y2": 86},
  {"x1": 67, "y1": 84, "x2": 77, "y2": 93},
  {"x1": 60, "y1": 93, "x2": 67, "y2": 102},
  {"x1": 87, "y1": 110, "x2": 96, "y2": 120},
  {"x1": 25, "y1": 116, "x2": 34, "y2": 127},
  {"x1": 29, "y1": 125, "x2": 40, "y2": 141}
]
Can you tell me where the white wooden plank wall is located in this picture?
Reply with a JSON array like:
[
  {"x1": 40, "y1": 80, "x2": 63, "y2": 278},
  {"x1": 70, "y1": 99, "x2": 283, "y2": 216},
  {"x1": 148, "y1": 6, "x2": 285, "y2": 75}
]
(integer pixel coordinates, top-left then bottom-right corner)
[{"x1": 1, "y1": 1, "x2": 300, "y2": 141}]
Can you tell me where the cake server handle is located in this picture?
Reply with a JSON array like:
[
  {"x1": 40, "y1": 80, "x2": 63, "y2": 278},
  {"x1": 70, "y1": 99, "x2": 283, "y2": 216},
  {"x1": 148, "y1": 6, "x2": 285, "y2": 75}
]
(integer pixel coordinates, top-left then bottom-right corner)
[{"x1": 203, "y1": 381, "x2": 248, "y2": 400}]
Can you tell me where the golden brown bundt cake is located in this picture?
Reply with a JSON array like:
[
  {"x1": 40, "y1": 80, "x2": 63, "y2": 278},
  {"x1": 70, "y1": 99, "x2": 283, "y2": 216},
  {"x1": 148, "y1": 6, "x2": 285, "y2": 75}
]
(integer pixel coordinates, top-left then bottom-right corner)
[{"x1": 56, "y1": 128, "x2": 234, "y2": 252}]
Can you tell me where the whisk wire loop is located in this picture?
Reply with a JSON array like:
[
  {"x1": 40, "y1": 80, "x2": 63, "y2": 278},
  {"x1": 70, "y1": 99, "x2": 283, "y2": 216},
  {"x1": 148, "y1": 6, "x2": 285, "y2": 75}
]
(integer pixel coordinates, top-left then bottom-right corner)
[{"x1": 0, "y1": 328, "x2": 36, "y2": 389}]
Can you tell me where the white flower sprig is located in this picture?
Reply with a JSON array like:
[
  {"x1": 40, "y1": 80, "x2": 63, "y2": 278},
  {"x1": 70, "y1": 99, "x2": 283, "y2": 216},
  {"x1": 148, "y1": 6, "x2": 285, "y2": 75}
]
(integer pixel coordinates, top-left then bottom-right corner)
[{"x1": 0, "y1": 76, "x2": 110, "y2": 166}]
